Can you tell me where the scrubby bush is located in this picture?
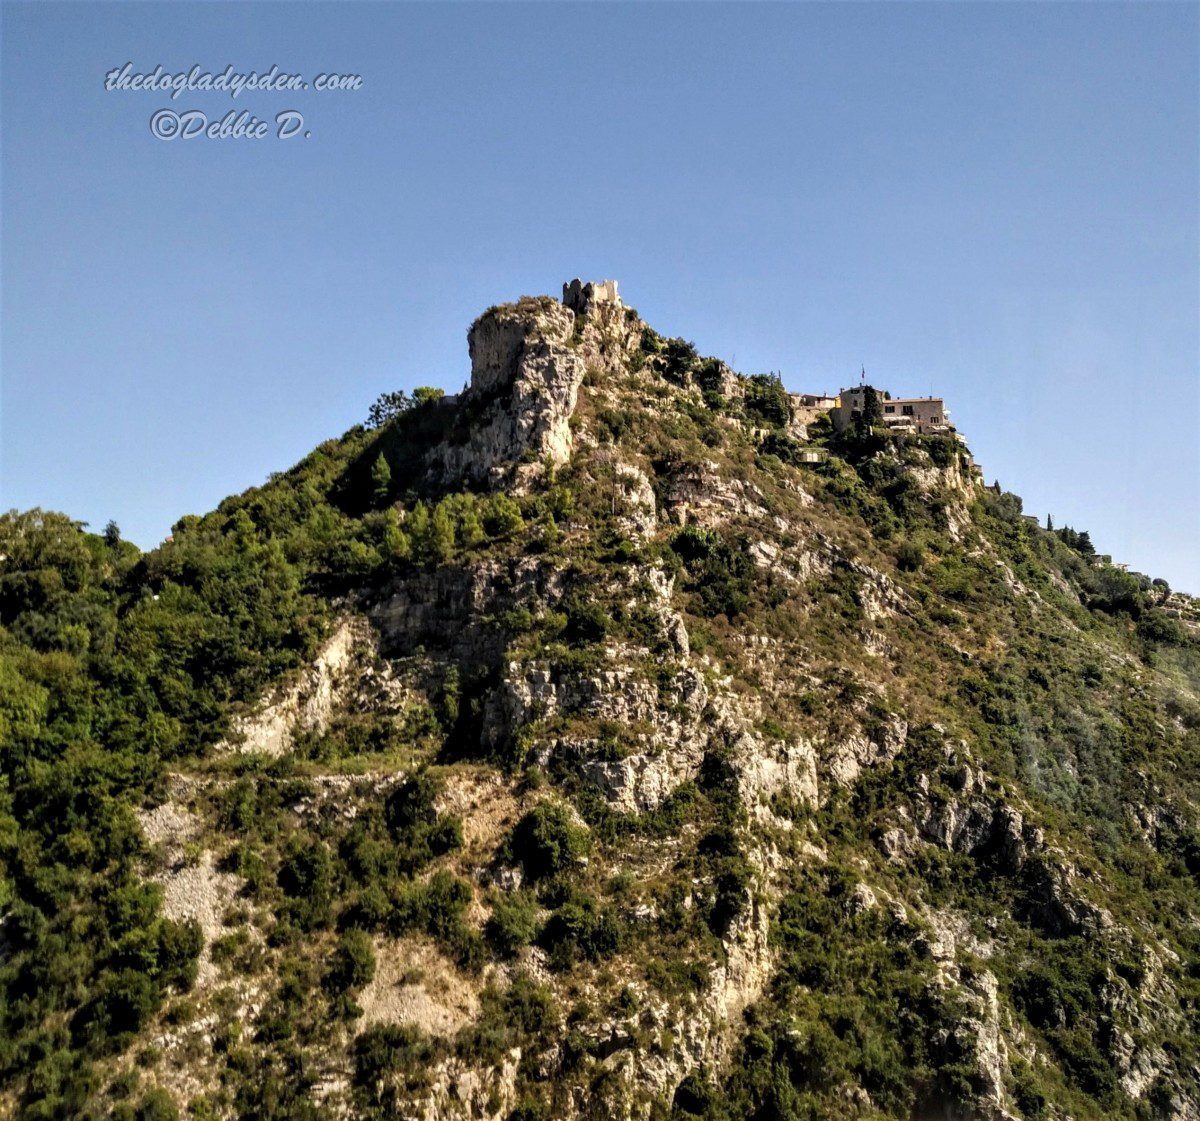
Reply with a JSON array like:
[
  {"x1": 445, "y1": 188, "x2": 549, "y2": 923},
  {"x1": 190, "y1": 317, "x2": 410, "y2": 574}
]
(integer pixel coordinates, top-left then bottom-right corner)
[
  {"x1": 757, "y1": 431, "x2": 805, "y2": 465},
  {"x1": 506, "y1": 1096, "x2": 546, "y2": 1121},
  {"x1": 693, "y1": 357, "x2": 728, "y2": 395},
  {"x1": 385, "y1": 773, "x2": 440, "y2": 833},
  {"x1": 485, "y1": 893, "x2": 541, "y2": 958},
  {"x1": 366, "y1": 391, "x2": 414, "y2": 429},
  {"x1": 1087, "y1": 566, "x2": 1145, "y2": 617},
  {"x1": 1138, "y1": 610, "x2": 1188, "y2": 645},
  {"x1": 669, "y1": 528, "x2": 755, "y2": 620},
  {"x1": 353, "y1": 1024, "x2": 438, "y2": 1110},
  {"x1": 562, "y1": 595, "x2": 610, "y2": 645},
  {"x1": 278, "y1": 841, "x2": 333, "y2": 908},
  {"x1": 135, "y1": 1089, "x2": 179, "y2": 1121},
  {"x1": 538, "y1": 894, "x2": 623, "y2": 969},
  {"x1": 673, "y1": 1069, "x2": 718, "y2": 1116},
  {"x1": 484, "y1": 494, "x2": 525, "y2": 538},
  {"x1": 75, "y1": 968, "x2": 160, "y2": 1048},
  {"x1": 659, "y1": 337, "x2": 699, "y2": 384},
  {"x1": 506, "y1": 804, "x2": 590, "y2": 881},
  {"x1": 925, "y1": 435, "x2": 957, "y2": 467},
  {"x1": 382, "y1": 773, "x2": 463, "y2": 872},
  {"x1": 326, "y1": 929, "x2": 377, "y2": 993},
  {"x1": 896, "y1": 539, "x2": 925, "y2": 572}
]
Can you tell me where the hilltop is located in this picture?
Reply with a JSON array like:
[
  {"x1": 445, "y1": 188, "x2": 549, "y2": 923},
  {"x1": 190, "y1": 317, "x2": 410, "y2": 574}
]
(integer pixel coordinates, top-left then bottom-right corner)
[{"x1": 1, "y1": 280, "x2": 1198, "y2": 1121}]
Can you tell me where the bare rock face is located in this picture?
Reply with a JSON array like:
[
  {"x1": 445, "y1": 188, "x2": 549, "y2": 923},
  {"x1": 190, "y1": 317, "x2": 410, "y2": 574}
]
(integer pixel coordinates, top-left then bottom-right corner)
[
  {"x1": 731, "y1": 731, "x2": 820, "y2": 812},
  {"x1": 219, "y1": 616, "x2": 385, "y2": 757},
  {"x1": 577, "y1": 745, "x2": 704, "y2": 815},
  {"x1": 488, "y1": 646, "x2": 712, "y2": 814},
  {"x1": 433, "y1": 298, "x2": 585, "y2": 490},
  {"x1": 825, "y1": 716, "x2": 908, "y2": 787},
  {"x1": 368, "y1": 558, "x2": 561, "y2": 668},
  {"x1": 613, "y1": 461, "x2": 659, "y2": 538},
  {"x1": 664, "y1": 460, "x2": 769, "y2": 526}
]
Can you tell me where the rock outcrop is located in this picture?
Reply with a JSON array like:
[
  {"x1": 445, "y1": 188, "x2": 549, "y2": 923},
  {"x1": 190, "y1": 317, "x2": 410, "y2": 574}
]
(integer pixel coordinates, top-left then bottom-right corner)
[{"x1": 430, "y1": 298, "x2": 586, "y2": 490}]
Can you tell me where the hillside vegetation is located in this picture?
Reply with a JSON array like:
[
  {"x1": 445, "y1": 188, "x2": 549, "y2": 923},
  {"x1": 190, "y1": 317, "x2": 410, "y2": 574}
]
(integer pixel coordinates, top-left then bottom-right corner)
[{"x1": 1, "y1": 288, "x2": 1198, "y2": 1121}]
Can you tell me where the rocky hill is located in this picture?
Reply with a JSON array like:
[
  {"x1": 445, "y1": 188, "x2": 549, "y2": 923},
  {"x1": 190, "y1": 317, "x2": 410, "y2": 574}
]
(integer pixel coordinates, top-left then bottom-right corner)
[{"x1": 1, "y1": 283, "x2": 1199, "y2": 1121}]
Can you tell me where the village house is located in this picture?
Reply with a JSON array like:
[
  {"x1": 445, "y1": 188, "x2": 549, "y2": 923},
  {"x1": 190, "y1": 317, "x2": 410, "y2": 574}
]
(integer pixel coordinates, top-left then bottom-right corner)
[{"x1": 831, "y1": 385, "x2": 955, "y2": 437}]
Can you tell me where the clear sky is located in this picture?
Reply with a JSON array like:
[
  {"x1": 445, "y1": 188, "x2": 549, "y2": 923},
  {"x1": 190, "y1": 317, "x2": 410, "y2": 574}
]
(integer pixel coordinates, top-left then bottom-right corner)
[{"x1": 2, "y1": 2, "x2": 1197, "y2": 590}]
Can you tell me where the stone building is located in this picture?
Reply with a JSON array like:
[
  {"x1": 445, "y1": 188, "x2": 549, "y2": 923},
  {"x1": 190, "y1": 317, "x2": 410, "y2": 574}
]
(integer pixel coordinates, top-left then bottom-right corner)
[{"x1": 831, "y1": 385, "x2": 954, "y2": 437}]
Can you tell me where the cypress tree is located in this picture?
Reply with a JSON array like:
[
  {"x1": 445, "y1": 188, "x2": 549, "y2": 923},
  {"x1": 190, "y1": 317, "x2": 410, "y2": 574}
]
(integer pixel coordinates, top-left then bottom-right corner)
[{"x1": 861, "y1": 385, "x2": 884, "y2": 427}]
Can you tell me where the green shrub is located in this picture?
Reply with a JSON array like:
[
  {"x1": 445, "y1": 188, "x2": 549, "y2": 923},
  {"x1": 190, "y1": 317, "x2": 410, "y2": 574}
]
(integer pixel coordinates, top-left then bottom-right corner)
[
  {"x1": 135, "y1": 1089, "x2": 178, "y2": 1121},
  {"x1": 669, "y1": 529, "x2": 755, "y2": 620},
  {"x1": 353, "y1": 1024, "x2": 437, "y2": 1109},
  {"x1": 1087, "y1": 566, "x2": 1145, "y2": 616},
  {"x1": 506, "y1": 1096, "x2": 545, "y2": 1121},
  {"x1": 538, "y1": 894, "x2": 623, "y2": 969},
  {"x1": 660, "y1": 338, "x2": 699, "y2": 384},
  {"x1": 385, "y1": 773, "x2": 440, "y2": 833},
  {"x1": 382, "y1": 772, "x2": 463, "y2": 871},
  {"x1": 562, "y1": 595, "x2": 610, "y2": 646},
  {"x1": 278, "y1": 841, "x2": 332, "y2": 901},
  {"x1": 897, "y1": 539, "x2": 924, "y2": 572},
  {"x1": 673, "y1": 1069, "x2": 718, "y2": 1116},
  {"x1": 506, "y1": 803, "x2": 590, "y2": 882},
  {"x1": 326, "y1": 929, "x2": 377, "y2": 993},
  {"x1": 1138, "y1": 610, "x2": 1188, "y2": 645},
  {"x1": 485, "y1": 894, "x2": 541, "y2": 958},
  {"x1": 75, "y1": 969, "x2": 160, "y2": 1050},
  {"x1": 926, "y1": 436, "x2": 957, "y2": 467}
]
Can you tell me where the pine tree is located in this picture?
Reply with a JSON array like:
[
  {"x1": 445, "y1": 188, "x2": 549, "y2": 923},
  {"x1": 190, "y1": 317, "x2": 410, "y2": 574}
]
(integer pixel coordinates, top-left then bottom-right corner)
[
  {"x1": 458, "y1": 503, "x2": 485, "y2": 548},
  {"x1": 371, "y1": 454, "x2": 392, "y2": 503},
  {"x1": 382, "y1": 510, "x2": 411, "y2": 563},
  {"x1": 1046, "y1": 514, "x2": 1054, "y2": 531},
  {"x1": 407, "y1": 501, "x2": 431, "y2": 559},
  {"x1": 103, "y1": 520, "x2": 121, "y2": 548},
  {"x1": 413, "y1": 386, "x2": 445, "y2": 406},
  {"x1": 366, "y1": 391, "x2": 412, "y2": 429},
  {"x1": 430, "y1": 501, "x2": 456, "y2": 564},
  {"x1": 486, "y1": 495, "x2": 525, "y2": 538}
]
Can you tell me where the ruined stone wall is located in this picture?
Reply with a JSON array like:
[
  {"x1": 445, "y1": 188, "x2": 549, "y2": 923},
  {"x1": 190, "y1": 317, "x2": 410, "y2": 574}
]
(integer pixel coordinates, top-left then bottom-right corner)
[{"x1": 562, "y1": 277, "x2": 621, "y2": 314}]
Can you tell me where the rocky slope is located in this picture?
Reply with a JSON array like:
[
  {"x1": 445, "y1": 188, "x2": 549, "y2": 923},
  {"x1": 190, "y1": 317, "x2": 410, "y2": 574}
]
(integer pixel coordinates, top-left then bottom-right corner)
[{"x1": 3, "y1": 282, "x2": 1199, "y2": 1121}]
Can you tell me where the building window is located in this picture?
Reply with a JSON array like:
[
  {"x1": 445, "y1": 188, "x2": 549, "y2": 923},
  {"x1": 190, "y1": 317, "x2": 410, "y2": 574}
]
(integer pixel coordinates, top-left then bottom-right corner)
[
  {"x1": 884, "y1": 405, "x2": 894, "y2": 413},
  {"x1": 902, "y1": 405, "x2": 914, "y2": 416}
]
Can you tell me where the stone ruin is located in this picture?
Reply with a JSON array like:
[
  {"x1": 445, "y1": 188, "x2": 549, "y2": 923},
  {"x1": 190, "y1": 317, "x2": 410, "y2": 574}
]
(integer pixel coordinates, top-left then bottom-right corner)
[{"x1": 562, "y1": 277, "x2": 621, "y2": 314}]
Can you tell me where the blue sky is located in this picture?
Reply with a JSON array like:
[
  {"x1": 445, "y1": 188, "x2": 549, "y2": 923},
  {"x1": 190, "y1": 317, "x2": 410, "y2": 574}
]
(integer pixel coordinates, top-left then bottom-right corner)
[{"x1": 2, "y1": 2, "x2": 1197, "y2": 590}]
